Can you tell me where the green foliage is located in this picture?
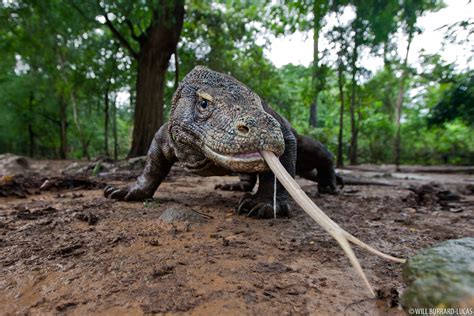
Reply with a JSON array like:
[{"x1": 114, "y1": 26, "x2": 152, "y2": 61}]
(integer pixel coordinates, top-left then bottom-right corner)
[
  {"x1": 428, "y1": 72, "x2": 474, "y2": 127},
  {"x1": 0, "y1": 0, "x2": 472, "y2": 166},
  {"x1": 0, "y1": 0, "x2": 133, "y2": 159}
]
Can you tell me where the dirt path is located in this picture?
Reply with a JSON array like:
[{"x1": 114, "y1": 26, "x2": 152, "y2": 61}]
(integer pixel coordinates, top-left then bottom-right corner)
[{"x1": 1, "y1": 166, "x2": 473, "y2": 315}]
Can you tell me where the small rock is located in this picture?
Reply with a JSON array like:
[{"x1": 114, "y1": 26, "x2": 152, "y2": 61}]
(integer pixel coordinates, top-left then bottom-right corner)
[
  {"x1": 74, "y1": 212, "x2": 99, "y2": 225},
  {"x1": 110, "y1": 235, "x2": 124, "y2": 244},
  {"x1": 52, "y1": 242, "x2": 83, "y2": 257},
  {"x1": 56, "y1": 302, "x2": 77, "y2": 312},
  {"x1": 403, "y1": 207, "x2": 417, "y2": 214},
  {"x1": 146, "y1": 239, "x2": 160, "y2": 246},
  {"x1": 0, "y1": 153, "x2": 30, "y2": 176},
  {"x1": 152, "y1": 265, "x2": 174, "y2": 278},
  {"x1": 377, "y1": 287, "x2": 401, "y2": 308},
  {"x1": 287, "y1": 285, "x2": 307, "y2": 295},
  {"x1": 402, "y1": 237, "x2": 474, "y2": 311},
  {"x1": 159, "y1": 207, "x2": 208, "y2": 224},
  {"x1": 448, "y1": 207, "x2": 464, "y2": 213}
]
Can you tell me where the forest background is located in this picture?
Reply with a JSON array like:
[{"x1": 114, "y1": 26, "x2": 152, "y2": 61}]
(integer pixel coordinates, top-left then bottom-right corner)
[{"x1": 1, "y1": 0, "x2": 473, "y2": 167}]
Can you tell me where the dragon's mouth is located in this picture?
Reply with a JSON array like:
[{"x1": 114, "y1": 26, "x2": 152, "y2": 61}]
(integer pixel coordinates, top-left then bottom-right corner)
[
  {"x1": 231, "y1": 151, "x2": 262, "y2": 160},
  {"x1": 203, "y1": 145, "x2": 269, "y2": 172},
  {"x1": 203, "y1": 146, "x2": 264, "y2": 162}
]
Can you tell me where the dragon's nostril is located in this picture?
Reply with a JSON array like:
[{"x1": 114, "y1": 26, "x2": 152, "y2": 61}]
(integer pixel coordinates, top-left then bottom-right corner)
[{"x1": 237, "y1": 124, "x2": 250, "y2": 134}]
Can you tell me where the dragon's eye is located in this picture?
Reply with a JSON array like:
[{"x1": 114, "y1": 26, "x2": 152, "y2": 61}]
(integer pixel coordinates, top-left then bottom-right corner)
[{"x1": 195, "y1": 95, "x2": 212, "y2": 120}]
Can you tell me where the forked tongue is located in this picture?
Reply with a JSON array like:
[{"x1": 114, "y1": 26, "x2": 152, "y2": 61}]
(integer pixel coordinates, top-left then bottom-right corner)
[{"x1": 260, "y1": 150, "x2": 406, "y2": 297}]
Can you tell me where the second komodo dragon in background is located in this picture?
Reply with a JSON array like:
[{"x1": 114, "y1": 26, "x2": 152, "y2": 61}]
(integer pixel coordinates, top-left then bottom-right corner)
[{"x1": 104, "y1": 66, "x2": 297, "y2": 218}]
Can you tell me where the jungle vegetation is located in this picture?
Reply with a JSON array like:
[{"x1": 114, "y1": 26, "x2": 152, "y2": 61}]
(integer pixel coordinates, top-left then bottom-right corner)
[{"x1": 1, "y1": 0, "x2": 472, "y2": 166}]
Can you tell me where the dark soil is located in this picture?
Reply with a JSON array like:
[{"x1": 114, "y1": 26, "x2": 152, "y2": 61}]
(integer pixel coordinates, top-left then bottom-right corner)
[{"x1": 0, "y1": 161, "x2": 473, "y2": 315}]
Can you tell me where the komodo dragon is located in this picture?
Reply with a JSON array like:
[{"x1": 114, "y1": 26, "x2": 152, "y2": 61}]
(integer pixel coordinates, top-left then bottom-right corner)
[
  {"x1": 215, "y1": 133, "x2": 342, "y2": 194},
  {"x1": 104, "y1": 66, "x2": 296, "y2": 218}
]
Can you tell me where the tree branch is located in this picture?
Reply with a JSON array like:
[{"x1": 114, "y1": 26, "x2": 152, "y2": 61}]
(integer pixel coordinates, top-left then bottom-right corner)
[
  {"x1": 124, "y1": 18, "x2": 141, "y2": 43},
  {"x1": 174, "y1": 48, "x2": 179, "y2": 90},
  {"x1": 70, "y1": 1, "x2": 97, "y2": 23},
  {"x1": 39, "y1": 111, "x2": 60, "y2": 125},
  {"x1": 104, "y1": 17, "x2": 139, "y2": 59},
  {"x1": 96, "y1": 0, "x2": 139, "y2": 60}
]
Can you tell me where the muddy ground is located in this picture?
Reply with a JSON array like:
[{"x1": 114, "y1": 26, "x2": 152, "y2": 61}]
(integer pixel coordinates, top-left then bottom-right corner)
[{"x1": 0, "y1": 160, "x2": 473, "y2": 315}]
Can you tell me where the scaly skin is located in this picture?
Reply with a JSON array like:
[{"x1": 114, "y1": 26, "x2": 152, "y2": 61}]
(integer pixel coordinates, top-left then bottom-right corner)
[
  {"x1": 104, "y1": 66, "x2": 296, "y2": 218},
  {"x1": 215, "y1": 133, "x2": 342, "y2": 194}
]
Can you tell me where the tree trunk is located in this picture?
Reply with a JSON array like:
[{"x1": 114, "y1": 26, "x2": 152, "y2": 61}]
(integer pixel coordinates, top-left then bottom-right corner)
[
  {"x1": 382, "y1": 40, "x2": 395, "y2": 118},
  {"x1": 70, "y1": 91, "x2": 90, "y2": 160},
  {"x1": 57, "y1": 53, "x2": 90, "y2": 160},
  {"x1": 112, "y1": 93, "x2": 118, "y2": 160},
  {"x1": 337, "y1": 63, "x2": 345, "y2": 168},
  {"x1": 128, "y1": 41, "x2": 169, "y2": 157},
  {"x1": 309, "y1": 1, "x2": 324, "y2": 128},
  {"x1": 28, "y1": 92, "x2": 35, "y2": 157},
  {"x1": 382, "y1": 41, "x2": 390, "y2": 69},
  {"x1": 349, "y1": 39, "x2": 359, "y2": 165},
  {"x1": 130, "y1": 86, "x2": 135, "y2": 111},
  {"x1": 104, "y1": 83, "x2": 110, "y2": 157},
  {"x1": 128, "y1": 1, "x2": 185, "y2": 157},
  {"x1": 58, "y1": 96, "x2": 68, "y2": 159},
  {"x1": 394, "y1": 32, "x2": 413, "y2": 171},
  {"x1": 174, "y1": 48, "x2": 179, "y2": 91}
]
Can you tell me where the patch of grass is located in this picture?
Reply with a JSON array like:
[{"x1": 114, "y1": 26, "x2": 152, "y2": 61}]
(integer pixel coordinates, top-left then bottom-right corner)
[{"x1": 143, "y1": 198, "x2": 160, "y2": 208}]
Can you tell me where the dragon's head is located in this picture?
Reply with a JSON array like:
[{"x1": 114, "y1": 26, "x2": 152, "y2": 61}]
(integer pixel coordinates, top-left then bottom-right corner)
[{"x1": 169, "y1": 66, "x2": 285, "y2": 172}]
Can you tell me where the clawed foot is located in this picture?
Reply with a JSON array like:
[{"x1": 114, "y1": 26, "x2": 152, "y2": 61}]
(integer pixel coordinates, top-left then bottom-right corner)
[
  {"x1": 316, "y1": 174, "x2": 339, "y2": 195},
  {"x1": 318, "y1": 184, "x2": 339, "y2": 195},
  {"x1": 236, "y1": 193, "x2": 290, "y2": 219},
  {"x1": 104, "y1": 185, "x2": 128, "y2": 200},
  {"x1": 103, "y1": 185, "x2": 151, "y2": 201}
]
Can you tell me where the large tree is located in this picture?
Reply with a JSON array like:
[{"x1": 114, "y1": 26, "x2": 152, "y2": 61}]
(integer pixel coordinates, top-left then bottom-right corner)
[
  {"x1": 327, "y1": 19, "x2": 350, "y2": 167},
  {"x1": 346, "y1": 0, "x2": 400, "y2": 164},
  {"x1": 309, "y1": 0, "x2": 329, "y2": 128},
  {"x1": 76, "y1": 0, "x2": 185, "y2": 157},
  {"x1": 393, "y1": 0, "x2": 443, "y2": 170},
  {"x1": 268, "y1": 1, "x2": 331, "y2": 128}
]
